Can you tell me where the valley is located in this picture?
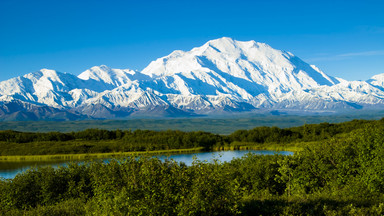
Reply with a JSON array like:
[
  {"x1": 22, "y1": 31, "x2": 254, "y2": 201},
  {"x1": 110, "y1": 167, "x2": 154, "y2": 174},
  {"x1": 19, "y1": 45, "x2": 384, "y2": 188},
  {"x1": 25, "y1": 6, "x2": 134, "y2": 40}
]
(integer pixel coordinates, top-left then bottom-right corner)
[{"x1": 1, "y1": 118, "x2": 384, "y2": 215}]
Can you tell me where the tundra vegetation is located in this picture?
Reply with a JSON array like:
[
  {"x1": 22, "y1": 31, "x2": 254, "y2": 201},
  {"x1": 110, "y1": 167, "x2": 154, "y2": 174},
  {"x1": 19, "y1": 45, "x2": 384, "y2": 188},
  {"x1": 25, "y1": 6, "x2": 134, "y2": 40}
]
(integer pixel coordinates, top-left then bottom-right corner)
[
  {"x1": 1, "y1": 119, "x2": 384, "y2": 215},
  {"x1": 0, "y1": 119, "x2": 376, "y2": 157}
]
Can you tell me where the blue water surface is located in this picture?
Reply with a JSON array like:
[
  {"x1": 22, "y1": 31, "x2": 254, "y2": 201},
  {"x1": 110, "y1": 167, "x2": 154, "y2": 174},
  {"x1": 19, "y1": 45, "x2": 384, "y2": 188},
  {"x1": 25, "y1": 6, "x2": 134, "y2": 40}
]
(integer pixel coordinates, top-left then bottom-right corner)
[{"x1": 0, "y1": 150, "x2": 293, "y2": 179}]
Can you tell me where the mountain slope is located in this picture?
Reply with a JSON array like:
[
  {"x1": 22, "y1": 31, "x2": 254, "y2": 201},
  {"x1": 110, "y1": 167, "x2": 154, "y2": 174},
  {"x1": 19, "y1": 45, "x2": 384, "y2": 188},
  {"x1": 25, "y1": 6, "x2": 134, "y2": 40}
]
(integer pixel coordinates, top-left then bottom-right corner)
[
  {"x1": 138, "y1": 37, "x2": 342, "y2": 110},
  {"x1": 0, "y1": 69, "x2": 87, "y2": 108},
  {"x1": 1, "y1": 37, "x2": 384, "y2": 120}
]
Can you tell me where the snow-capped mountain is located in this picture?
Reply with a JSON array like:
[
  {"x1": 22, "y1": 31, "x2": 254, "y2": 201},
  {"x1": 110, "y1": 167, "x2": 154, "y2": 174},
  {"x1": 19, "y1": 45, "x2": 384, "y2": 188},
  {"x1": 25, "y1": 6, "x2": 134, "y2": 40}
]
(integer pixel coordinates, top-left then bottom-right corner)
[{"x1": 1, "y1": 37, "x2": 384, "y2": 120}]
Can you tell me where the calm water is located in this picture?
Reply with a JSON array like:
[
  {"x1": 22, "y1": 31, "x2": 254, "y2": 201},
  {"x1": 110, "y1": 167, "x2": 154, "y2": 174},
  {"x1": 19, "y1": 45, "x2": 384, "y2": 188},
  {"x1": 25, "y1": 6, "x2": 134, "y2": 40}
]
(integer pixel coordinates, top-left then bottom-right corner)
[{"x1": 0, "y1": 150, "x2": 292, "y2": 179}]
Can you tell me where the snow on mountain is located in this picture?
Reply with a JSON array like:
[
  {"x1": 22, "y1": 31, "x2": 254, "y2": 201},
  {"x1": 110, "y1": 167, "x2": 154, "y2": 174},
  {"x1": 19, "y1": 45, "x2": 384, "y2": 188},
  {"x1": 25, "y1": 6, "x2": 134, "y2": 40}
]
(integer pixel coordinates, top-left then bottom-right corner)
[
  {"x1": 142, "y1": 37, "x2": 338, "y2": 87},
  {"x1": 139, "y1": 37, "x2": 342, "y2": 109},
  {"x1": 367, "y1": 73, "x2": 384, "y2": 89},
  {"x1": 1, "y1": 37, "x2": 384, "y2": 120},
  {"x1": 0, "y1": 69, "x2": 86, "y2": 108},
  {"x1": 78, "y1": 65, "x2": 148, "y2": 90}
]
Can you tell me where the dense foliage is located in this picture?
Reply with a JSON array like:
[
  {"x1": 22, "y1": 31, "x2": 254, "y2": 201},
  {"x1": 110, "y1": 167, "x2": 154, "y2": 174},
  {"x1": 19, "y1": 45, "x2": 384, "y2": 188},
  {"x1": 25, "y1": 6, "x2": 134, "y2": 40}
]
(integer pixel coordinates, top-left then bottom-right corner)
[
  {"x1": 0, "y1": 130, "x2": 224, "y2": 155},
  {"x1": 229, "y1": 119, "x2": 376, "y2": 143},
  {"x1": 1, "y1": 119, "x2": 384, "y2": 215},
  {"x1": 0, "y1": 119, "x2": 380, "y2": 156},
  {"x1": 0, "y1": 114, "x2": 378, "y2": 134}
]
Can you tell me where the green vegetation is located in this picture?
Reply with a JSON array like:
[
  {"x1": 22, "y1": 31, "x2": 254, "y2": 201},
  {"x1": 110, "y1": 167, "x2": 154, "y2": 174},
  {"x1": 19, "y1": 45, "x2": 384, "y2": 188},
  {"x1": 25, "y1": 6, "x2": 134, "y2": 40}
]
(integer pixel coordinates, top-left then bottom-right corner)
[
  {"x1": 0, "y1": 111, "x2": 382, "y2": 134},
  {"x1": 0, "y1": 147, "x2": 204, "y2": 162},
  {"x1": 0, "y1": 130, "x2": 223, "y2": 159},
  {"x1": 0, "y1": 118, "x2": 380, "y2": 161},
  {"x1": 213, "y1": 141, "x2": 308, "y2": 152},
  {"x1": 1, "y1": 120, "x2": 384, "y2": 215}
]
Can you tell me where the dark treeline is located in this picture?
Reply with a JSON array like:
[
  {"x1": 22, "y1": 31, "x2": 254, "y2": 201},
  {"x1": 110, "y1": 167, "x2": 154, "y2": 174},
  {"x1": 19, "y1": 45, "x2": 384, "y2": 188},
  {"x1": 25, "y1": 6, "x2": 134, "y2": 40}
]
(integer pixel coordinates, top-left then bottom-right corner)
[
  {"x1": 0, "y1": 119, "x2": 376, "y2": 143},
  {"x1": 0, "y1": 130, "x2": 225, "y2": 155},
  {"x1": 0, "y1": 129, "x2": 224, "y2": 147},
  {"x1": 229, "y1": 119, "x2": 377, "y2": 143},
  {"x1": 1, "y1": 121, "x2": 384, "y2": 215},
  {"x1": 0, "y1": 118, "x2": 381, "y2": 156}
]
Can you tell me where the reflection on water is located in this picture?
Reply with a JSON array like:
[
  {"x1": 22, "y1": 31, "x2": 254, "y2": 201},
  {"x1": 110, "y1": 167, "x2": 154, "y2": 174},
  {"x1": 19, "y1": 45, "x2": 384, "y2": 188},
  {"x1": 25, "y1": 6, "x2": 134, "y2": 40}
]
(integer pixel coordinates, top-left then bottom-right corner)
[
  {"x1": 0, "y1": 150, "x2": 292, "y2": 179},
  {"x1": 157, "y1": 150, "x2": 292, "y2": 166},
  {"x1": 0, "y1": 160, "x2": 85, "y2": 179}
]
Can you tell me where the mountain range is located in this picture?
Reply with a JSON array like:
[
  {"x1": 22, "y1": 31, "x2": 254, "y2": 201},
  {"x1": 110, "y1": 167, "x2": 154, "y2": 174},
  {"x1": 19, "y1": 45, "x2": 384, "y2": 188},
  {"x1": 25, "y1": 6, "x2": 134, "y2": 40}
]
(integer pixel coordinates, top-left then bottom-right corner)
[{"x1": 1, "y1": 37, "x2": 384, "y2": 121}]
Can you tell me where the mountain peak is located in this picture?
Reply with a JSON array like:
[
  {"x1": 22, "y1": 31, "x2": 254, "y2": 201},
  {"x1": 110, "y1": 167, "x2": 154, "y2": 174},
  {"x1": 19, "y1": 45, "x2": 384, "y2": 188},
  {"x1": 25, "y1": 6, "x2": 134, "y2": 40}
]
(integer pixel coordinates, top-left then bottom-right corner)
[
  {"x1": 1, "y1": 38, "x2": 384, "y2": 120},
  {"x1": 40, "y1": 68, "x2": 58, "y2": 74},
  {"x1": 207, "y1": 37, "x2": 235, "y2": 45},
  {"x1": 92, "y1": 65, "x2": 111, "y2": 71},
  {"x1": 78, "y1": 65, "x2": 137, "y2": 88},
  {"x1": 142, "y1": 37, "x2": 337, "y2": 88},
  {"x1": 205, "y1": 37, "x2": 270, "y2": 52},
  {"x1": 367, "y1": 73, "x2": 384, "y2": 87},
  {"x1": 24, "y1": 69, "x2": 64, "y2": 81},
  {"x1": 202, "y1": 37, "x2": 239, "y2": 53},
  {"x1": 78, "y1": 65, "x2": 112, "y2": 81}
]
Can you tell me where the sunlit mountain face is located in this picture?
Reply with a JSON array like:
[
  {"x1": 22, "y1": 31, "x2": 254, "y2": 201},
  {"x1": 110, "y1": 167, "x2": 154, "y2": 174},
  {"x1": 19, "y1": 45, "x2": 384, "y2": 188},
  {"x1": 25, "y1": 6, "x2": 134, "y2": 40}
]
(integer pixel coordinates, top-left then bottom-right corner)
[{"x1": 1, "y1": 37, "x2": 384, "y2": 120}]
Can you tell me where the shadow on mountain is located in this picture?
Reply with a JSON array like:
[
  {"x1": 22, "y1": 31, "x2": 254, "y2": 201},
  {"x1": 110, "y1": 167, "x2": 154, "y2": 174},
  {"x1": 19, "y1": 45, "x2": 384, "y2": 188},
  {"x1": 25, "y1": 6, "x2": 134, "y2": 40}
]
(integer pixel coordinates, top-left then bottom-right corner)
[
  {"x1": 196, "y1": 56, "x2": 266, "y2": 97},
  {"x1": 0, "y1": 100, "x2": 88, "y2": 121}
]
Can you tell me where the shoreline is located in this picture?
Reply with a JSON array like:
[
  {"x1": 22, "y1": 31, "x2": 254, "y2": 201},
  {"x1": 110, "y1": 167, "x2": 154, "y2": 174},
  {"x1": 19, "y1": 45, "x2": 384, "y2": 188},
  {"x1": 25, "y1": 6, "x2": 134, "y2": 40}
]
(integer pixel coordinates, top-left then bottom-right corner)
[
  {"x1": 212, "y1": 141, "x2": 308, "y2": 152},
  {"x1": 0, "y1": 147, "x2": 205, "y2": 162},
  {"x1": 0, "y1": 142, "x2": 304, "y2": 162}
]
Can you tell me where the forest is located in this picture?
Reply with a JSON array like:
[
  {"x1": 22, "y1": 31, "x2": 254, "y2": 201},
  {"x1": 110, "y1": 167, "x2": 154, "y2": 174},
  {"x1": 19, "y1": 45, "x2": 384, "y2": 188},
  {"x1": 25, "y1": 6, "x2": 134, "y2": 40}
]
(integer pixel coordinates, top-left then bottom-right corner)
[
  {"x1": 1, "y1": 118, "x2": 384, "y2": 215},
  {"x1": 0, "y1": 118, "x2": 378, "y2": 156}
]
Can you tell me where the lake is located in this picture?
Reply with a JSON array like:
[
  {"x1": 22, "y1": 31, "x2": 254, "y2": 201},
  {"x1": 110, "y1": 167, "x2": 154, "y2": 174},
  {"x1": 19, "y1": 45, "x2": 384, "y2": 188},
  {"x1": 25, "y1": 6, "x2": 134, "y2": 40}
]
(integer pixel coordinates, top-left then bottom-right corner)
[{"x1": 0, "y1": 150, "x2": 293, "y2": 179}]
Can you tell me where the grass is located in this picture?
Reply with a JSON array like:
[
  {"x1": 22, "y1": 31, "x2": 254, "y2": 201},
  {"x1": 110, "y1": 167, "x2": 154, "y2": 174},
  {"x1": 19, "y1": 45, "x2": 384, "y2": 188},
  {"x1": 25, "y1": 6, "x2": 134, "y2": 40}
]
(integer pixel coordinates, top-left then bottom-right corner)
[
  {"x1": 213, "y1": 141, "x2": 314, "y2": 152},
  {"x1": 0, "y1": 112, "x2": 382, "y2": 134},
  {"x1": 0, "y1": 147, "x2": 204, "y2": 162},
  {"x1": 0, "y1": 140, "x2": 308, "y2": 162}
]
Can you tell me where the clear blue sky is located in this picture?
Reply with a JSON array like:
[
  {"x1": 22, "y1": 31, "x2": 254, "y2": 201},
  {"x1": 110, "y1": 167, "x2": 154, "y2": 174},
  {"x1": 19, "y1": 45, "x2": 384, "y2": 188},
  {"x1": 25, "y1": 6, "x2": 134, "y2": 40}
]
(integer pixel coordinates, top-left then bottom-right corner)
[{"x1": 1, "y1": 0, "x2": 383, "y2": 82}]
